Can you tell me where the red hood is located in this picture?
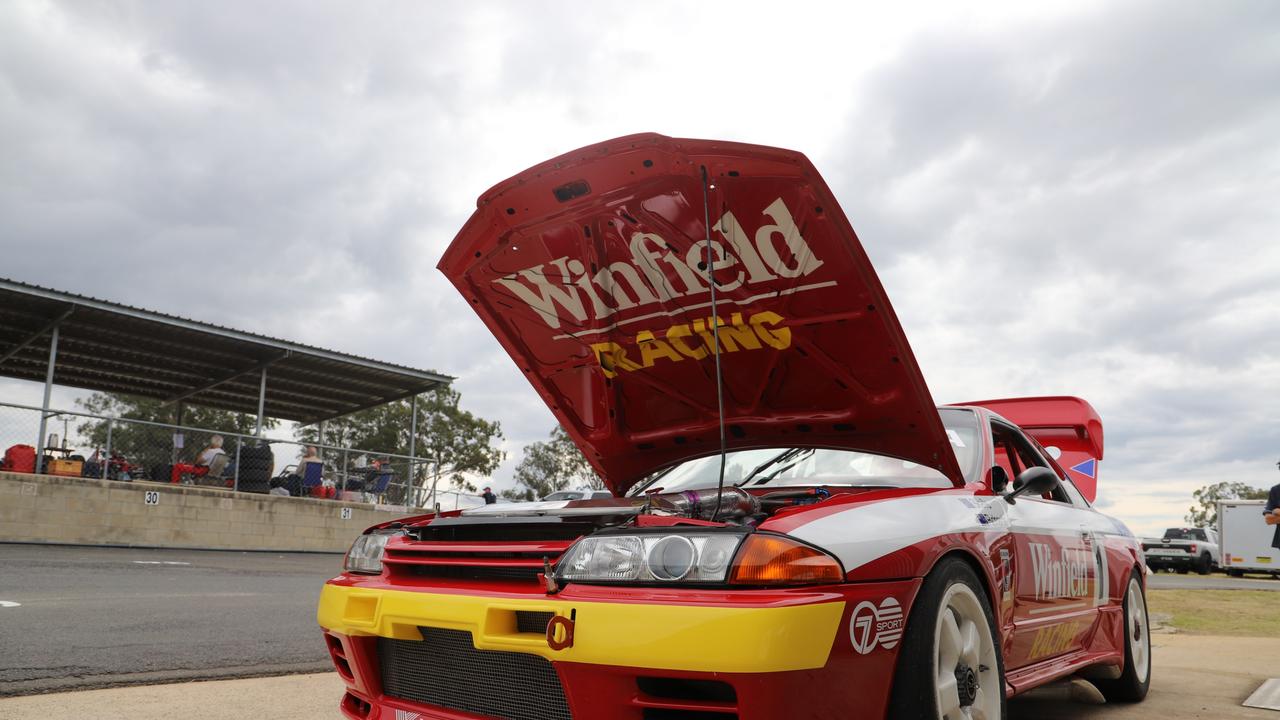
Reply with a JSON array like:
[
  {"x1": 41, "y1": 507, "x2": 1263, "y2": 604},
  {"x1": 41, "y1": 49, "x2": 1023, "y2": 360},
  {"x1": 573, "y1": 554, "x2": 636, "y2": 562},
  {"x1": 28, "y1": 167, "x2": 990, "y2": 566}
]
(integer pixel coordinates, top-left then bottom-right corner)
[{"x1": 439, "y1": 133, "x2": 962, "y2": 494}]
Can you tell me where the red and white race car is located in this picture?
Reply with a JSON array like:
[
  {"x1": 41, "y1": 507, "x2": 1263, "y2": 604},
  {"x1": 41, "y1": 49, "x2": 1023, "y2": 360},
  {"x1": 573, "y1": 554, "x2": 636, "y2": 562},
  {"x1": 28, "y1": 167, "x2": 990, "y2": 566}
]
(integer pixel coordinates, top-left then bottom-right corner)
[{"x1": 318, "y1": 134, "x2": 1150, "y2": 720}]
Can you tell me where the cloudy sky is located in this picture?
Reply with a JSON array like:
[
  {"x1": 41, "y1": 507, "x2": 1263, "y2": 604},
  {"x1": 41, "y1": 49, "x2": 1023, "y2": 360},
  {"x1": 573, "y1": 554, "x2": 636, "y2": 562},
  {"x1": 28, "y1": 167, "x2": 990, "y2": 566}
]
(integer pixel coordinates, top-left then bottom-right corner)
[{"x1": 2, "y1": 0, "x2": 1277, "y2": 535}]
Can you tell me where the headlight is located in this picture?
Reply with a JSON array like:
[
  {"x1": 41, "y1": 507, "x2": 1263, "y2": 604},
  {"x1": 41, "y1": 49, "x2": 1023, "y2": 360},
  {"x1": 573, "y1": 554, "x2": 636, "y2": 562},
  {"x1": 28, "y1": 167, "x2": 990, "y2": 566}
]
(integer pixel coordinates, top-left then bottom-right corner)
[
  {"x1": 557, "y1": 532, "x2": 743, "y2": 584},
  {"x1": 555, "y1": 531, "x2": 844, "y2": 586},
  {"x1": 344, "y1": 530, "x2": 397, "y2": 574}
]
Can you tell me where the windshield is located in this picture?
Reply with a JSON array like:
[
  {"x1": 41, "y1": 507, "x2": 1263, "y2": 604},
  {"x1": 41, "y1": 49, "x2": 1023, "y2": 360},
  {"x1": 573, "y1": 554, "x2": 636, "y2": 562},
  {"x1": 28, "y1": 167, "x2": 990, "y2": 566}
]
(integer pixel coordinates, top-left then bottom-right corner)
[
  {"x1": 1163, "y1": 528, "x2": 1207, "y2": 541},
  {"x1": 630, "y1": 408, "x2": 980, "y2": 495}
]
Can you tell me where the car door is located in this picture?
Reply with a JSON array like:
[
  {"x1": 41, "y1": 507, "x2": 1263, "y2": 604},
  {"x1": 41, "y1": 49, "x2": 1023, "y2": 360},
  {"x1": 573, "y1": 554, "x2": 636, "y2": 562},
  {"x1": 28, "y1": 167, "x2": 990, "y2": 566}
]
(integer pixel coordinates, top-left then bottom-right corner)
[{"x1": 995, "y1": 420, "x2": 1104, "y2": 670}]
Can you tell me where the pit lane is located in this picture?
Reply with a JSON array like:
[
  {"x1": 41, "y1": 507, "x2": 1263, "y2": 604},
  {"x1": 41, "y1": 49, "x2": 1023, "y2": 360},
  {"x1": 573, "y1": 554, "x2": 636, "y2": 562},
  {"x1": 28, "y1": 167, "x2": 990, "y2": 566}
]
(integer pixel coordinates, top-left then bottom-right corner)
[
  {"x1": 0, "y1": 543, "x2": 339, "y2": 696},
  {"x1": 1147, "y1": 572, "x2": 1280, "y2": 591},
  {"x1": 5, "y1": 541, "x2": 1277, "y2": 716},
  {"x1": 3, "y1": 634, "x2": 1276, "y2": 719}
]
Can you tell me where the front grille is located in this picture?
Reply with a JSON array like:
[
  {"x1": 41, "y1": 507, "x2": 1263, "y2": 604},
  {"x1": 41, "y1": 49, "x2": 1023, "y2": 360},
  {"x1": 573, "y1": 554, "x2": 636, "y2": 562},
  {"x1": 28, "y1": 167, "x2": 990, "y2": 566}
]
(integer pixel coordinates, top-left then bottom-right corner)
[
  {"x1": 382, "y1": 539, "x2": 571, "y2": 588},
  {"x1": 379, "y1": 627, "x2": 572, "y2": 720},
  {"x1": 403, "y1": 564, "x2": 543, "y2": 583}
]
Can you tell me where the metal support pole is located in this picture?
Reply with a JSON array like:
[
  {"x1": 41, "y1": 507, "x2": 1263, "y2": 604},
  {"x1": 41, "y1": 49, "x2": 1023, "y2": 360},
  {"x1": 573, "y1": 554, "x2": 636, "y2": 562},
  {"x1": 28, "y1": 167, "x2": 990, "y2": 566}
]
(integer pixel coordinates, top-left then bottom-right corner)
[
  {"x1": 317, "y1": 420, "x2": 327, "y2": 469},
  {"x1": 34, "y1": 325, "x2": 60, "y2": 474},
  {"x1": 233, "y1": 437, "x2": 242, "y2": 492},
  {"x1": 408, "y1": 394, "x2": 418, "y2": 462},
  {"x1": 255, "y1": 368, "x2": 268, "y2": 437},
  {"x1": 407, "y1": 395, "x2": 418, "y2": 504},
  {"x1": 172, "y1": 402, "x2": 185, "y2": 464},
  {"x1": 102, "y1": 418, "x2": 113, "y2": 480}
]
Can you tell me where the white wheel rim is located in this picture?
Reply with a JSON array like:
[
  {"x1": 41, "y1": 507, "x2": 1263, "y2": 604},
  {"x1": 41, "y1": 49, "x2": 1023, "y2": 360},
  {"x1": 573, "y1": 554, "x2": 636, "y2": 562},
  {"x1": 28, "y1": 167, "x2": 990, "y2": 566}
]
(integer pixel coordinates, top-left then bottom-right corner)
[
  {"x1": 1126, "y1": 577, "x2": 1150, "y2": 682},
  {"x1": 933, "y1": 583, "x2": 1001, "y2": 720}
]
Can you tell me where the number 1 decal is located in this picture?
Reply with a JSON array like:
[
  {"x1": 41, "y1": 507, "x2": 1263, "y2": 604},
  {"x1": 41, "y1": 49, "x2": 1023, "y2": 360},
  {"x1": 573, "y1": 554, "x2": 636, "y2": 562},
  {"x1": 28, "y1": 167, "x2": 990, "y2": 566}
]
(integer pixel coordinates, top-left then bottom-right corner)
[{"x1": 1090, "y1": 531, "x2": 1108, "y2": 606}]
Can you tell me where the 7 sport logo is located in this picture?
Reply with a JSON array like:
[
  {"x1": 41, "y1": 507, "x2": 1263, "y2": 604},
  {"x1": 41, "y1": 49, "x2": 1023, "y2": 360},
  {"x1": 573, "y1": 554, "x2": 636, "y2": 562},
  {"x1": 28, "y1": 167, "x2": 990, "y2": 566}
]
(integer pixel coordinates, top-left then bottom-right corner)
[{"x1": 849, "y1": 597, "x2": 904, "y2": 654}]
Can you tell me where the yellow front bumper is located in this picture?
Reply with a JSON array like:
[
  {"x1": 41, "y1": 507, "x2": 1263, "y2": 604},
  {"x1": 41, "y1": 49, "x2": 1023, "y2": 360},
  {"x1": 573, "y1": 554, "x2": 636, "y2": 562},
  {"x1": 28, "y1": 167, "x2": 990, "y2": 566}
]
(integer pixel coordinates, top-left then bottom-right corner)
[{"x1": 318, "y1": 583, "x2": 846, "y2": 674}]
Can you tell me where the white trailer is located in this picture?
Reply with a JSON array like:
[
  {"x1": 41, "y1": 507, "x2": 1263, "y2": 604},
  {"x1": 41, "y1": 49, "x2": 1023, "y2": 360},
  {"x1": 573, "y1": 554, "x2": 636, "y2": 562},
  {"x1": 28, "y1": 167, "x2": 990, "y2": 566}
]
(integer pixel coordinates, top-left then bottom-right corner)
[{"x1": 1218, "y1": 500, "x2": 1280, "y2": 577}]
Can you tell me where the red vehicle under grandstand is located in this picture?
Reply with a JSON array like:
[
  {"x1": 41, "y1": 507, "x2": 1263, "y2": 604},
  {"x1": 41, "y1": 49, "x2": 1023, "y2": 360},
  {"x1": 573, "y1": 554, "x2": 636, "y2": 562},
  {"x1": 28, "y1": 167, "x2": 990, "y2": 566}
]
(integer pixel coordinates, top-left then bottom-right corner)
[{"x1": 318, "y1": 134, "x2": 1149, "y2": 720}]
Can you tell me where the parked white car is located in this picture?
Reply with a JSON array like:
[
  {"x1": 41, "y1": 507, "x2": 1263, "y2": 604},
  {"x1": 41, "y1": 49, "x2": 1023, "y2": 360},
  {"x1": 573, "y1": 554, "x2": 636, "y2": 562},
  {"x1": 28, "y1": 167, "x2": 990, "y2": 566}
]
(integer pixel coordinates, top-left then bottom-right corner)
[
  {"x1": 1141, "y1": 527, "x2": 1220, "y2": 574},
  {"x1": 541, "y1": 489, "x2": 614, "y2": 501}
]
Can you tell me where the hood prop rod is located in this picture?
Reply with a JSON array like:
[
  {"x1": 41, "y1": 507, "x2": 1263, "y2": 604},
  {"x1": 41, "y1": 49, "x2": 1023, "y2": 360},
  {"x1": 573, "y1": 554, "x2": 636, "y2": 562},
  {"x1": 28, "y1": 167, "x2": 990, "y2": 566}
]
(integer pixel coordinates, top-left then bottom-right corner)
[{"x1": 701, "y1": 165, "x2": 729, "y2": 522}]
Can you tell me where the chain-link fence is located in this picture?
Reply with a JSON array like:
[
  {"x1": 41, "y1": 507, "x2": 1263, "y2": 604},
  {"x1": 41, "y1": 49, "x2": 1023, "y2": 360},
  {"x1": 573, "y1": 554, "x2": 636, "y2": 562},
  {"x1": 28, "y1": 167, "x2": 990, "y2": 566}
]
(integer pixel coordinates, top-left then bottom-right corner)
[{"x1": 0, "y1": 400, "x2": 487, "y2": 510}]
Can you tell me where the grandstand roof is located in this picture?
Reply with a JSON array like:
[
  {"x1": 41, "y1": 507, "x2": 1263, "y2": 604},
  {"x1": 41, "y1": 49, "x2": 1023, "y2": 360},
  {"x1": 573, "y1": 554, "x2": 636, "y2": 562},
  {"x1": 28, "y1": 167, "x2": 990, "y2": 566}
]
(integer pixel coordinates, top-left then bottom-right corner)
[{"x1": 0, "y1": 277, "x2": 451, "y2": 424}]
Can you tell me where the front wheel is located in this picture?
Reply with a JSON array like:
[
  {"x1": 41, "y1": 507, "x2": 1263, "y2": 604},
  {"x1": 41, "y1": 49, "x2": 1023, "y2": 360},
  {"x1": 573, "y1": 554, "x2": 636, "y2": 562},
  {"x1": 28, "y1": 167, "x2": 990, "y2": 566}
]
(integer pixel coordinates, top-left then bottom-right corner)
[
  {"x1": 889, "y1": 557, "x2": 1006, "y2": 720},
  {"x1": 1094, "y1": 570, "x2": 1151, "y2": 703}
]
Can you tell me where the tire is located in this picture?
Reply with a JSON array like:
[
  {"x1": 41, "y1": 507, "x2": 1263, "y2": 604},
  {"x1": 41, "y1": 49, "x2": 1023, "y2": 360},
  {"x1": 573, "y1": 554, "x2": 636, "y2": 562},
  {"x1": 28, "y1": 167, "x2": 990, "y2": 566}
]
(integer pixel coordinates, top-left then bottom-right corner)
[
  {"x1": 1195, "y1": 553, "x2": 1212, "y2": 575},
  {"x1": 889, "y1": 557, "x2": 1006, "y2": 720},
  {"x1": 1095, "y1": 570, "x2": 1151, "y2": 703}
]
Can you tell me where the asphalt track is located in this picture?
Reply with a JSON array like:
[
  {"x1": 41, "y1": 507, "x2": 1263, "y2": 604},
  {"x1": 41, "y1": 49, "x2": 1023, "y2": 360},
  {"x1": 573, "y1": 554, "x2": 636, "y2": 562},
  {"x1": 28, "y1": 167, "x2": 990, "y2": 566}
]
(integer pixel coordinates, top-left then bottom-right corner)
[
  {"x1": 1147, "y1": 571, "x2": 1280, "y2": 591},
  {"x1": 0, "y1": 543, "x2": 340, "y2": 696},
  {"x1": 3, "y1": 542, "x2": 1277, "y2": 701}
]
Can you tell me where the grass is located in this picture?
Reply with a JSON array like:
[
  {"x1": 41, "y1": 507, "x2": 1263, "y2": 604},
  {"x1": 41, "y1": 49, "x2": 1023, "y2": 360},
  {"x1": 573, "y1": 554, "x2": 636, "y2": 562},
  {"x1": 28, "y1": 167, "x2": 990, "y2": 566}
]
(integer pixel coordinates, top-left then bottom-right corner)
[{"x1": 1146, "y1": 589, "x2": 1280, "y2": 636}]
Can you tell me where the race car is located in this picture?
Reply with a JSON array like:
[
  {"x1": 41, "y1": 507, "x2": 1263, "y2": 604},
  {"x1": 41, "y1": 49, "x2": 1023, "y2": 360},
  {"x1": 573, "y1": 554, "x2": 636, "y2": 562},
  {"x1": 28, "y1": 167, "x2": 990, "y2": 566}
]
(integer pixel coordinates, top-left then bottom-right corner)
[{"x1": 318, "y1": 134, "x2": 1150, "y2": 720}]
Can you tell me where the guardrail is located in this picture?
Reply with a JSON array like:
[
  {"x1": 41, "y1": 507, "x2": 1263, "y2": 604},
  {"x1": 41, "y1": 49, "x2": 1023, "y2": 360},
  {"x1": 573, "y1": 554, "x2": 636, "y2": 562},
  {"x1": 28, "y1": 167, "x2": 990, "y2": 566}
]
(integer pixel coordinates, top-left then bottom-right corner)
[{"x1": 0, "y1": 400, "x2": 483, "y2": 510}]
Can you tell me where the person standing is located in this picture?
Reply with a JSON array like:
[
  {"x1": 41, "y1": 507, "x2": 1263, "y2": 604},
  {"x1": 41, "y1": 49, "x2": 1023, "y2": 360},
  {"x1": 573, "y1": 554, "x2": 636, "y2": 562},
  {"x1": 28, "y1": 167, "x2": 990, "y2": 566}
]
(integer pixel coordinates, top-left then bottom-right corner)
[
  {"x1": 1265, "y1": 461, "x2": 1280, "y2": 550},
  {"x1": 482, "y1": 486, "x2": 497, "y2": 505}
]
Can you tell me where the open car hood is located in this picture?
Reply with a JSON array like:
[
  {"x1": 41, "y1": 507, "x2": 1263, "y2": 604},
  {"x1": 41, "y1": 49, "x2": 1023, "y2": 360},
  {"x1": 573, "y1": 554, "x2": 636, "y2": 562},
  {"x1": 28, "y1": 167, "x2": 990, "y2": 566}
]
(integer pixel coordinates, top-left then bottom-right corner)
[{"x1": 439, "y1": 134, "x2": 962, "y2": 495}]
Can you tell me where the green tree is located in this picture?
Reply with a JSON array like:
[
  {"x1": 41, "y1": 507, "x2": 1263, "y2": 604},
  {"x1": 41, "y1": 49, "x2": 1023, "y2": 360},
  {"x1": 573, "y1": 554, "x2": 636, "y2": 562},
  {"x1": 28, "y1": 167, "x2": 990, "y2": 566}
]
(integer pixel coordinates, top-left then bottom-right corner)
[
  {"x1": 75, "y1": 392, "x2": 277, "y2": 477},
  {"x1": 1185, "y1": 481, "x2": 1270, "y2": 527},
  {"x1": 503, "y1": 425, "x2": 604, "y2": 501},
  {"x1": 296, "y1": 385, "x2": 504, "y2": 502}
]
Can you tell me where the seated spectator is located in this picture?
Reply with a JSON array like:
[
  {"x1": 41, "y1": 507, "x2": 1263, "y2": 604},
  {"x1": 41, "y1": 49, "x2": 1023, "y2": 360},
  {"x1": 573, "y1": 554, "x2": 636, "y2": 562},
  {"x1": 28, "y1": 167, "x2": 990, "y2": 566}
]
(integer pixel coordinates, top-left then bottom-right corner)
[
  {"x1": 172, "y1": 435, "x2": 229, "y2": 484},
  {"x1": 196, "y1": 436, "x2": 226, "y2": 467},
  {"x1": 298, "y1": 445, "x2": 323, "y2": 472}
]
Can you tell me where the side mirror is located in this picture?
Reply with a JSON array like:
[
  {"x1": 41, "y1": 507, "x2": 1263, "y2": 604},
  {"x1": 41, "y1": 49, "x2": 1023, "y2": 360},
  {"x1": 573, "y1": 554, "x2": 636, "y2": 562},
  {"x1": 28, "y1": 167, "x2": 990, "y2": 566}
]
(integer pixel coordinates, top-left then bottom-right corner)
[
  {"x1": 1003, "y1": 466, "x2": 1058, "y2": 504},
  {"x1": 989, "y1": 466, "x2": 1009, "y2": 494}
]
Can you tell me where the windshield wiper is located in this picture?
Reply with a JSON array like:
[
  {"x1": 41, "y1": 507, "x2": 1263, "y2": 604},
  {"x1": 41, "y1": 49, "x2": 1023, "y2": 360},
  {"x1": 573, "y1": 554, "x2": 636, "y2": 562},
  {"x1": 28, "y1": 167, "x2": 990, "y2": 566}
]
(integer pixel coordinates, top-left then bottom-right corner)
[
  {"x1": 736, "y1": 448, "x2": 805, "y2": 487},
  {"x1": 750, "y1": 448, "x2": 816, "y2": 486},
  {"x1": 628, "y1": 465, "x2": 676, "y2": 497}
]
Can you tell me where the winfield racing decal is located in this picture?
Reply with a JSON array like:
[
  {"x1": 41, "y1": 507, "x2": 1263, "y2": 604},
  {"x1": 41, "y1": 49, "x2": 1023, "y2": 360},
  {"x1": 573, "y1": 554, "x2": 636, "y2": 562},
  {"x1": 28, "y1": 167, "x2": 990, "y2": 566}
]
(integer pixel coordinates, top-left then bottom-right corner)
[
  {"x1": 849, "y1": 597, "x2": 905, "y2": 654},
  {"x1": 589, "y1": 311, "x2": 791, "y2": 378},
  {"x1": 494, "y1": 198, "x2": 826, "y2": 332},
  {"x1": 1029, "y1": 542, "x2": 1094, "y2": 600}
]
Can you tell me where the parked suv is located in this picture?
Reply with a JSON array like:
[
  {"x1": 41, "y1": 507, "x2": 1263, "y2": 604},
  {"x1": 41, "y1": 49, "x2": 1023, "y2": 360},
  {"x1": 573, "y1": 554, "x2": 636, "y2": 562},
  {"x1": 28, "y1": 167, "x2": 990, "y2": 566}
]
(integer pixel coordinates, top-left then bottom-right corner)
[{"x1": 1142, "y1": 527, "x2": 1219, "y2": 574}]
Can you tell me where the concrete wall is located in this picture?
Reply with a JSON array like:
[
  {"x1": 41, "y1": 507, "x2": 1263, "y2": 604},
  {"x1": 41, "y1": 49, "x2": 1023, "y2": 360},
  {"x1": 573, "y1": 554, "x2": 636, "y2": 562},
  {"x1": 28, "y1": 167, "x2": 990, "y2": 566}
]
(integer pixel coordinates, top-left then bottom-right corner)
[{"x1": 0, "y1": 471, "x2": 423, "y2": 552}]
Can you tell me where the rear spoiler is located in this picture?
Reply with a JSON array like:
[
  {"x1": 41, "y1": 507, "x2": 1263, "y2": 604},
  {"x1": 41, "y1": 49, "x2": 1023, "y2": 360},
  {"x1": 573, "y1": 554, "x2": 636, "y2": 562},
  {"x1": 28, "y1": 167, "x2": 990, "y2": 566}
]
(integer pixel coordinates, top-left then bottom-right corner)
[{"x1": 956, "y1": 396, "x2": 1103, "y2": 503}]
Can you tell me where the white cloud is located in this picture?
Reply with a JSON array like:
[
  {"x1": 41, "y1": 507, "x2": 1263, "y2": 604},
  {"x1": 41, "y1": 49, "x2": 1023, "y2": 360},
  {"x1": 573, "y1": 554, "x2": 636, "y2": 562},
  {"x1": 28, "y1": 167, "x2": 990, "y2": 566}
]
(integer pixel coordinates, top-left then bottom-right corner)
[{"x1": 1, "y1": 0, "x2": 1277, "y2": 530}]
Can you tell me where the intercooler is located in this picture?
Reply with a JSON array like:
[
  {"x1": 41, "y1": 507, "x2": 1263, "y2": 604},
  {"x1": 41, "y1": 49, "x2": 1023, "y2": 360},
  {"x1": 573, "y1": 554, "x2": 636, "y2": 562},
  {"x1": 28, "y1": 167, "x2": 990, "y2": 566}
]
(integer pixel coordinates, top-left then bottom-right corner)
[{"x1": 378, "y1": 626, "x2": 573, "y2": 720}]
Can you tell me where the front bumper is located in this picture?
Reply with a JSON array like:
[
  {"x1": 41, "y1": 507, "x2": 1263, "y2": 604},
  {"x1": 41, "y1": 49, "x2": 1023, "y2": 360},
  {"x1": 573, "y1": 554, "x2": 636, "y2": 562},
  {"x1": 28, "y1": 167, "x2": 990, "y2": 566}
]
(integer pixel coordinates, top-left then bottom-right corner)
[{"x1": 318, "y1": 578, "x2": 921, "y2": 720}]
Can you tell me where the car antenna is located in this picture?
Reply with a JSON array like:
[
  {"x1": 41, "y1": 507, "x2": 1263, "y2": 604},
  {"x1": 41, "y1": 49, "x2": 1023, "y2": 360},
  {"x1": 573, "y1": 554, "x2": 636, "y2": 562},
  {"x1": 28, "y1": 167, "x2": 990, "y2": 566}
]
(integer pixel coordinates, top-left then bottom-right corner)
[{"x1": 700, "y1": 165, "x2": 729, "y2": 522}]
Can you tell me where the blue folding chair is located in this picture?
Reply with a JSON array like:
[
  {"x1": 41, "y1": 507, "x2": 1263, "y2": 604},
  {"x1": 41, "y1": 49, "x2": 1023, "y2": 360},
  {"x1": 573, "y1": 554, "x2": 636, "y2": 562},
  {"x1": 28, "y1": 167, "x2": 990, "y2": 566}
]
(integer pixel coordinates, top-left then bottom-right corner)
[
  {"x1": 367, "y1": 470, "x2": 394, "y2": 502},
  {"x1": 301, "y1": 462, "x2": 325, "y2": 497}
]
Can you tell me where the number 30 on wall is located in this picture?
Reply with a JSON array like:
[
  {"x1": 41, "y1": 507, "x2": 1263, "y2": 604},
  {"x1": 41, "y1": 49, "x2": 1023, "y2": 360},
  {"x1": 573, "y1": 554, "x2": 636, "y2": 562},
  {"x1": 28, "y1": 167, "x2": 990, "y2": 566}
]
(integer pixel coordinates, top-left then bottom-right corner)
[{"x1": 143, "y1": 490, "x2": 160, "y2": 506}]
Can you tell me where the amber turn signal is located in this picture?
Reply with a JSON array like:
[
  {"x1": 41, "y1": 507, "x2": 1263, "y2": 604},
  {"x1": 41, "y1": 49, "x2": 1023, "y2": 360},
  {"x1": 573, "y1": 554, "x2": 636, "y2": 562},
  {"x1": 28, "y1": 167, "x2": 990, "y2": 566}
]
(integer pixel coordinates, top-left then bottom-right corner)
[{"x1": 728, "y1": 534, "x2": 844, "y2": 585}]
